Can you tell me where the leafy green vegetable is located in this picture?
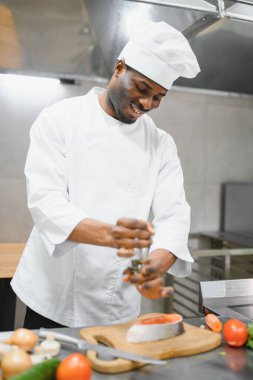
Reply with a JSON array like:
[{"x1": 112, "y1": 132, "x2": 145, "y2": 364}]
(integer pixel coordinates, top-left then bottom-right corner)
[
  {"x1": 246, "y1": 323, "x2": 253, "y2": 350},
  {"x1": 248, "y1": 323, "x2": 253, "y2": 336}
]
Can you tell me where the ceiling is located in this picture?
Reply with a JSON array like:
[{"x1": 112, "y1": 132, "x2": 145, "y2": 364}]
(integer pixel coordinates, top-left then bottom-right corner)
[{"x1": 0, "y1": 0, "x2": 253, "y2": 94}]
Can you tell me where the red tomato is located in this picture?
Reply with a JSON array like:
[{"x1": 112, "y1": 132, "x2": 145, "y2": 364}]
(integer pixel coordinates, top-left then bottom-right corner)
[
  {"x1": 223, "y1": 319, "x2": 248, "y2": 347},
  {"x1": 56, "y1": 353, "x2": 92, "y2": 380}
]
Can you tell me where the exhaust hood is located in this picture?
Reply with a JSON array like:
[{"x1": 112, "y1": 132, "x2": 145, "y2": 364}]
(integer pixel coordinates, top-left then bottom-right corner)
[
  {"x1": 226, "y1": 3, "x2": 253, "y2": 21},
  {"x1": 127, "y1": 0, "x2": 217, "y2": 13},
  {"x1": 0, "y1": 0, "x2": 252, "y2": 94}
]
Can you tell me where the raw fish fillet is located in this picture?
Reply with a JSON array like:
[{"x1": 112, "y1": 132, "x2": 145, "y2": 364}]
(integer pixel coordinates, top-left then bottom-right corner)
[{"x1": 126, "y1": 314, "x2": 184, "y2": 343}]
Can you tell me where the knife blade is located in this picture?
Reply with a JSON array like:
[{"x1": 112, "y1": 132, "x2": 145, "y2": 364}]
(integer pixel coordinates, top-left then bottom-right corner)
[{"x1": 39, "y1": 329, "x2": 167, "y2": 365}]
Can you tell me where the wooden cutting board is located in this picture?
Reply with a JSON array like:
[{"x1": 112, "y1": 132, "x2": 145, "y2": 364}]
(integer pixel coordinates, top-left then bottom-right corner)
[{"x1": 80, "y1": 313, "x2": 222, "y2": 373}]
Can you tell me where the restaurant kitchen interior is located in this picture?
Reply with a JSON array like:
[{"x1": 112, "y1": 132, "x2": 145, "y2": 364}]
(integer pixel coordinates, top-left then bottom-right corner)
[{"x1": 0, "y1": 0, "x2": 253, "y2": 334}]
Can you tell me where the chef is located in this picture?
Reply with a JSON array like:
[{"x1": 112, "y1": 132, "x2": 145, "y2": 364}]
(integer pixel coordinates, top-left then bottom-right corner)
[{"x1": 11, "y1": 21, "x2": 200, "y2": 329}]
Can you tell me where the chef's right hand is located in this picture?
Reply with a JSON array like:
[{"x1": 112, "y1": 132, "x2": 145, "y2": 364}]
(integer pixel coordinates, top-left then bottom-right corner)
[{"x1": 112, "y1": 218, "x2": 155, "y2": 258}]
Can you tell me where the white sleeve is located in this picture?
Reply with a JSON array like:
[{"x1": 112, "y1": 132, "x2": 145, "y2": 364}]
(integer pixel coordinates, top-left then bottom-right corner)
[
  {"x1": 25, "y1": 109, "x2": 87, "y2": 257},
  {"x1": 150, "y1": 133, "x2": 193, "y2": 277}
]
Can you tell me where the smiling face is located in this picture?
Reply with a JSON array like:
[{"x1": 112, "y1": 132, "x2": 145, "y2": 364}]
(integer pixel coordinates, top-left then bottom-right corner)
[{"x1": 101, "y1": 61, "x2": 167, "y2": 124}]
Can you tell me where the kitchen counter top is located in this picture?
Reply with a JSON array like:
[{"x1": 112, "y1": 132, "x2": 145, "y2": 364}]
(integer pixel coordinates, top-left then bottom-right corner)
[
  {"x1": 199, "y1": 231, "x2": 253, "y2": 248},
  {"x1": 0, "y1": 243, "x2": 24, "y2": 278},
  {"x1": 2, "y1": 317, "x2": 251, "y2": 380},
  {"x1": 200, "y1": 279, "x2": 253, "y2": 323},
  {"x1": 0, "y1": 243, "x2": 25, "y2": 331}
]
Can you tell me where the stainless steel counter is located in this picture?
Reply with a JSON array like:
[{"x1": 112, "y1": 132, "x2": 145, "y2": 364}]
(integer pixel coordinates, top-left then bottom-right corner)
[
  {"x1": 200, "y1": 278, "x2": 253, "y2": 323},
  {"x1": 13, "y1": 317, "x2": 251, "y2": 380},
  {"x1": 0, "y1": 317, "x2": 252, "y2": 379}
]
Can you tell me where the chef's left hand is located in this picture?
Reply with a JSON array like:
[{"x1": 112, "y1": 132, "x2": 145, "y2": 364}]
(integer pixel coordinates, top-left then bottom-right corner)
[{"x1": 123, "y1": 249, "x2": 176, "y2": 300}]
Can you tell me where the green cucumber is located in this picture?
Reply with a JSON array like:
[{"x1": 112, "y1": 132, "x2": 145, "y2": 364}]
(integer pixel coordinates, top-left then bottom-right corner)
[{"x1": 9, "y1": 358, "x2": 61, "y2": 380}]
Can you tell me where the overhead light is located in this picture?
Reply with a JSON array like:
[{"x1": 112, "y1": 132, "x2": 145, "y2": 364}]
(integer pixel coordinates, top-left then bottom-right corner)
[{"x1": 0, "y1": 74, "x2": 60, "y2": 89}]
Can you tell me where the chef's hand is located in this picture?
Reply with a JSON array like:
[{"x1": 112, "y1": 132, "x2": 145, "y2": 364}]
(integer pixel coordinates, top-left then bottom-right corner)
[
  {"x1": 123, "y1": 249, "x2": 176, "y2": 300},
  {"x1": 112, "y1": 218, "x2": 155, "y2": 257}
]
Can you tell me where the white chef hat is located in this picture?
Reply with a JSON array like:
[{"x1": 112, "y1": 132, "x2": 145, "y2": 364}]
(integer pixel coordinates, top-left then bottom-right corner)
[{"x1": 117, "y1": 20, "x2": 200, "y2": 90}]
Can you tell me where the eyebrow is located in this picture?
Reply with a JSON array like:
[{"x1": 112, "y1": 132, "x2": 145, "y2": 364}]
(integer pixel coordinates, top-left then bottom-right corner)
[{"x1": 137, "y1": 80, "x2": 167, "y2": 96}]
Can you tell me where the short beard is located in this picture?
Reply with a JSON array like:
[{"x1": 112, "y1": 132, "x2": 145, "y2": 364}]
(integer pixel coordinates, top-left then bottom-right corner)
[
  {"x1": 116, "y1": 108, "x2": 135, "y2": 124},
  {"x1": 108, "y1": 89, "x2": 135, "y2": 124}
]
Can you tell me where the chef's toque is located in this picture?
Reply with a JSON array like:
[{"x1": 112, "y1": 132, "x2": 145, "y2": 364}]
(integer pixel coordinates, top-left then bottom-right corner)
[{"x1": 117, "y1": 20, "x2": 200, "y2": 90}]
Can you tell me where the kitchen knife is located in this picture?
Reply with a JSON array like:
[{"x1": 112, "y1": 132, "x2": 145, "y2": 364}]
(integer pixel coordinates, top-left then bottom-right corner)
[{"x1": 39, "y1": 329, "x2": 168, "y2": 365}]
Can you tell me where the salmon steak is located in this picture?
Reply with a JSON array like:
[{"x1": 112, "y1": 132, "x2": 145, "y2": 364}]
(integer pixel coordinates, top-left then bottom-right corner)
[{"x1": 126, "y1": 313, "x2": 184, "y2": 343}]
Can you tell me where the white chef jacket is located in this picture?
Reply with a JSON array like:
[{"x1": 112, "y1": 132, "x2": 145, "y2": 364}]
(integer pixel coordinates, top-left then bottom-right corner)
[{"x1": 11, "y1": 87, "x2": 193, "y2": 327}]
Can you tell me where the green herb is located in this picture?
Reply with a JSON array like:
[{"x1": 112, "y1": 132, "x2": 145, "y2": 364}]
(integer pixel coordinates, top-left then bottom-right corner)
[
  {"x1": 246, "y1": 323, "x2": 253, "y2": 350},
  {"x1": 248, "y1": 323, "x2": 253, "y2": 336}
]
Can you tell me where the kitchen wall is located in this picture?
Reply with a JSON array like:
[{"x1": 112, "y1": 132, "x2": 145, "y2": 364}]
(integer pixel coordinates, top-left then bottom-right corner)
[{"x1": 1, "y1": 79, "x2": 253, "y2": 243}]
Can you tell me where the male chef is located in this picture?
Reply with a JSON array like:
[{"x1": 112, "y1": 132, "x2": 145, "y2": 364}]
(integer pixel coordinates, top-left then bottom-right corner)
[{"x1": 11, "y1": 21, "x2": 200, "y2": 329}]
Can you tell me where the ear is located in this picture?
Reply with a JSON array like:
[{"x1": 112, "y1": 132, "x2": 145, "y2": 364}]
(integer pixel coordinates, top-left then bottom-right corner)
[{"x1": 114, "y1": 59, "x2": 126, "y2": 77}]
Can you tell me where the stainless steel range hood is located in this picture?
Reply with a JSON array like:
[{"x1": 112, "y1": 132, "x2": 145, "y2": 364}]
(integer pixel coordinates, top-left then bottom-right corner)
[
  {"x1": 0, "y1": 0, "x2": 253, "y2": 94},
  {"x1": 127, "y1": 0, "x2": 218, "y2": 13}
]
